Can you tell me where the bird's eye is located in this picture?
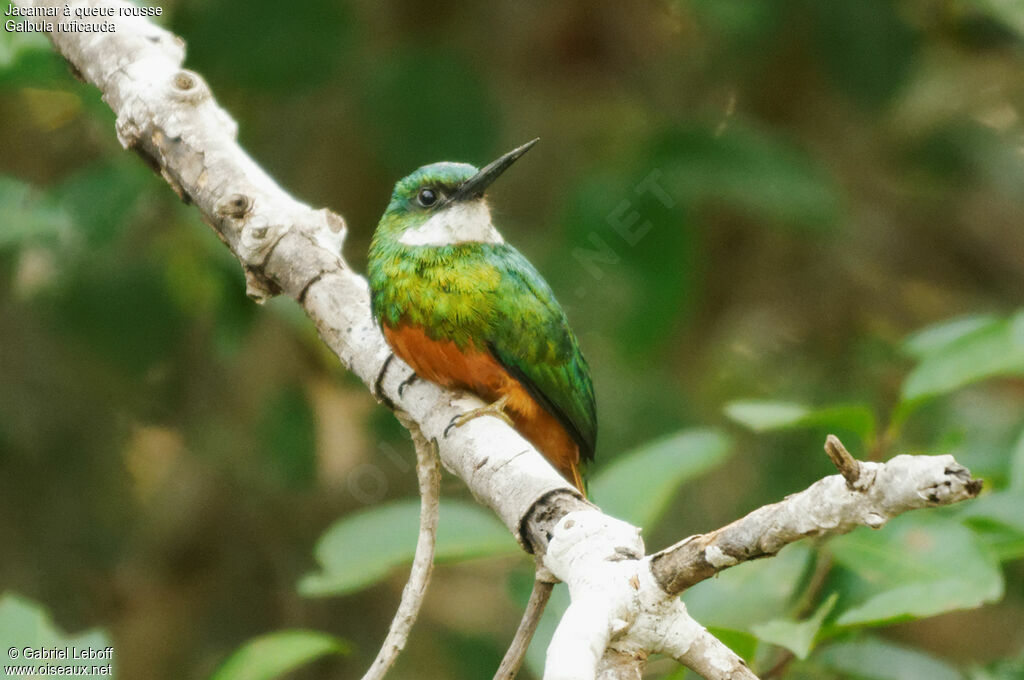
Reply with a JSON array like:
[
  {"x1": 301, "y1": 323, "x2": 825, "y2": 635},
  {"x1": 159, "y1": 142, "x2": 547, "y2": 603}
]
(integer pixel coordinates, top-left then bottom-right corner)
[{"x1": 416, "y1": 188, "x2": 438, "y2": 208}]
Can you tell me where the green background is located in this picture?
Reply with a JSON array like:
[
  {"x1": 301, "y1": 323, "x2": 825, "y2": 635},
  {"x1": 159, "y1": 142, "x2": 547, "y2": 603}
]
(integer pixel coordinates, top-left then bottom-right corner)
[{"x1": 1, "y1": 1, "x2": 1023, "y2": 678}]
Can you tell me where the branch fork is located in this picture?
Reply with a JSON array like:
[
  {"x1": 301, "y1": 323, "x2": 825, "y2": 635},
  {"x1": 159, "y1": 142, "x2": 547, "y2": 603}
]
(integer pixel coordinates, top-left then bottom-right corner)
[{"x1": 531, "y1": 437, "x2": 982, "y2": 680}]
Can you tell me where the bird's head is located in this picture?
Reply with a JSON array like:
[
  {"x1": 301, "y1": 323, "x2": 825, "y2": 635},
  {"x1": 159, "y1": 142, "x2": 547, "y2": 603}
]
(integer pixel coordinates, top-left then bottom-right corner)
[{"x1": 374, "y1": 138, "x2": 538, "y2": 247}]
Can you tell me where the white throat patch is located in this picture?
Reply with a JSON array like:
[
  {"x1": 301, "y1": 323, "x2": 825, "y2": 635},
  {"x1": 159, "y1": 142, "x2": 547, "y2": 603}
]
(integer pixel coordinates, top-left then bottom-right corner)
[{"x1": 398, "y1": 201, "x2": 505, "y2": 247}]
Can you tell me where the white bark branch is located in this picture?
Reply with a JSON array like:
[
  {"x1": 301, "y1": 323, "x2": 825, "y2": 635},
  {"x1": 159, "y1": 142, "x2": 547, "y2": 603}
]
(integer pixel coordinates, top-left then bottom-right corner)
[
  {"x1": 362, "y1": 420, "x2": 440, "y2": 680},
  {"x1": 649, "y1": 444, "x2": 984, "y2": 595},
  {"x1": 19, "y1": 4, "x2": 984, "y2": 680},
  {"x1": 670, "y1": 627, "x2": 757, "y2": 680}
]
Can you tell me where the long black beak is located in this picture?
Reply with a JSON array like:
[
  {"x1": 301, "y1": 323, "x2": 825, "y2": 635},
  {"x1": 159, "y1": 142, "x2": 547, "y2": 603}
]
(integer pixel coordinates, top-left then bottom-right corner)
[{"x1": 448, "y1": 138, "x2": 539, "y2": 203}]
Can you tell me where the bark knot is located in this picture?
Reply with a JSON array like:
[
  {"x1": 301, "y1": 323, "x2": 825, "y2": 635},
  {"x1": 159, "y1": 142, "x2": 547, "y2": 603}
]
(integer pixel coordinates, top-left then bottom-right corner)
[{"x1": 217, "y1": 193, "x2": 253, "y2": 219}]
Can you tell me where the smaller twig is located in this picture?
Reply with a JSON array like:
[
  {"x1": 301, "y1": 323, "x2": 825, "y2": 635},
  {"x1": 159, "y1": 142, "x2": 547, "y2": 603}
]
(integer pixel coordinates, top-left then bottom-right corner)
[
  {"x1": 760, "y1": 548, "x2": 832, "y2": 679},
  {"x1": 867, "y1": 422, "x2": 896, "y2": 462},
  {"x1": 760, "y1": 650, "x2": 794, "y2": 680},
  {"x1": 824, "y1": 434, "x2": 861, "y2": 489},
  {"x1": 789, "y1": 548, "x2": 833, "y2": 620},
  {"x1": 492, "y1": 576, "x2": 554, "y2": 680},
  {"x1": 361, "y1": 423, "x2": 441, "y2": 680}
]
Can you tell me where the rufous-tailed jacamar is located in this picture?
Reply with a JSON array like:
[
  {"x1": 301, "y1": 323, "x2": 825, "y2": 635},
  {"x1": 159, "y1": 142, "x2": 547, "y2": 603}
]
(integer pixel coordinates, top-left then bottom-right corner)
[{"x1": 368, "y1": 140, "x2": 596, "y2": 491}]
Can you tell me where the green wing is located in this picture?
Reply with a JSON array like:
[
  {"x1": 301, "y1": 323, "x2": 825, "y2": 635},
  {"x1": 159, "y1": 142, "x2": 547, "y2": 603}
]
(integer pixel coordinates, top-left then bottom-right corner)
[{"x1": 485, "y1": 245, "x2": 597, "y2": 461}]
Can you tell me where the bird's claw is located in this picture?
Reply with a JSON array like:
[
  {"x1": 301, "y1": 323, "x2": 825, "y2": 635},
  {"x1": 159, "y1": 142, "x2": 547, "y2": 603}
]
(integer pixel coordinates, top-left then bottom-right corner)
[
  {"x1": 398, "y1": 371, "x2": 418, "y2": 397},
  {"x1": 374, "y1": 353, "x2": 397, "y2": 409},
  {"x1": 444, "y1": 395, "x2": 513, "y2": 438}
]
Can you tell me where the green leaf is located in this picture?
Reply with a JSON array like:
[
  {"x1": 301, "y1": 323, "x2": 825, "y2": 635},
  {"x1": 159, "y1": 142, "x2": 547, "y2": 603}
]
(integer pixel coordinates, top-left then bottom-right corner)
[
  {"x1": 810, "y1": 0, "x2": 919, "y2": 110},
  {"x1": 902, "y1": 314, "x2": 1001, "y2": 360},
  {"x1": 209, "y1": 630, "x2": 348, "y2": 680},
  {"x1": 968, "y1": 647, "x2": 1024, "y2": 680},
  {"x1": 299, "y1": 499, "x2": 517, "y2": 597},
  {"x1": 901, "y1": 310, "x2": 1024, "y2": 404},
  {"x1": 909, "y1": 122, "x2": 1024, "y2": 200},
  {"x1": 724, "y1": 400, "x2": 875, "y2": 442},
  {"x1": 750, "y1": 593, "x2": 837, "y2": 660},
  {"x1": 51, "y1": 162, "x2": 151, "y2": 247},
  {"x1": 724, "y1": 401, "x2": 809, "y2": 430},
  {"x1": 48, "y1": 263, "x2": 188, "y2": 377},
  {"x1": 966, "y1": 524, "x2": 1024, "y2": 564},
  {"x1": 684, "y1": 543, "x2": 814, "y2": 631},
  {"x1": 260, "y1": 385, "x2": 316, "y2": 489},
  {"x1": 654, "y1": 122, "x2": 840, "y2": 229},
  {"x1": 0, "y1": 176, "x2": 74, "y2": 249},
  {"x1": 560, "y1": 167, "x2": 697, "y2": 353},
  {"x1": 958, "y1": 490, "x2": 1024, "y2": 535},
  {"x1": 830, "y1": 516, "x2": 1003, "y2": 627},
  {"x1": 0, "y1": 22, "x2": 85, "y2": 91},
  {"x1": 1011, "y1": 425, "x2": 1024, "y2": 491},
  {"x1": 0, "y1": 26, "x2": 51, "y2": 73},
  {"x1": 176, "y1": 0, "x2": 353, "y2": 93},
  {"x1": 589, "y1": 428, "x2": 732, "y2": 528},
  {"x1": 704, "y1": 627, "x2": 759, "y2": 663},
  {"x1": 815, "y1": 638, "x2": 963, "y2": 680},
  {"x1": 0, "y1": 593, "x2": 114, "y2": 677},
  {"x1": 973, "y1": 0, "x2": 1024, "y2": 39},
  {"x1": 356, "y1": 49, "x2": 498, "y2": 175},
  {"x1": 685, "y1": 0, "x2": 782, "y2": 49},
  {"x1": 837, "y1": 579, "x2": 998, "y2": 629}
]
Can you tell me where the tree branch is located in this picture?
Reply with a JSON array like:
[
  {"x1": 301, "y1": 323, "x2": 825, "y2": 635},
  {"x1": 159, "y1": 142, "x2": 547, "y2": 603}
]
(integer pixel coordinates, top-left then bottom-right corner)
[
  {"x1": 361, "y1": 420, "x2": 440, "y2": 680},
  {"x1": 649, "y1": 446, "x2": 983, "y2": 596},
  {"x1": 493, "y1": 577, "x2": 553, "y2": 680},
  {"x1": 20, "y1": 4, "x2": 984, "y2": 680}
]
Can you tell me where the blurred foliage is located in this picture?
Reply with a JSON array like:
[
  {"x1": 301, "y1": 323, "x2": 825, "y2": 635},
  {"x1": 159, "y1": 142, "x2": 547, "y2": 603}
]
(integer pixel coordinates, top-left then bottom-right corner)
[
  {"x1": 299, "y1": 500, "x2": 516, "y2": 598},
  {"x1": 588, "y1": 427, "x2": 731, "y2": 527},
  {"x1": 209, "y1": 630, "x2": 349, "y2": 680},
  {"x1": 0, "y1": 593, "x2": 113, "y2": 672},
  {"x1": 901, "y1": 310, "x2": 1024, "y2": 406},
  {"x1": 2, "y1": 0, "x2": 1024, "y2": 678}
]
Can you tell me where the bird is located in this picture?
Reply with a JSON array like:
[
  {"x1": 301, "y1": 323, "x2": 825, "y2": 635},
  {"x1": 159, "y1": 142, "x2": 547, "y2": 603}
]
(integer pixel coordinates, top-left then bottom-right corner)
[{"x1": 367, "y1": 139, "x2": 596, "y2": 492}]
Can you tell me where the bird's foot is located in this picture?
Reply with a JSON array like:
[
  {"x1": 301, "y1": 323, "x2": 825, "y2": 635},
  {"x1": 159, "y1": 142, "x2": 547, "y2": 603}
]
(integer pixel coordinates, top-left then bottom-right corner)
[
  {"x1": 374, "y1": 354, "x2": 397, "y2": 409},
  {"x1": 444, "y1": 394, "x2": 513, "y2": 437},
  {"x1": 398, "y1": 371, "x2": 419, "y2": 397}
]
